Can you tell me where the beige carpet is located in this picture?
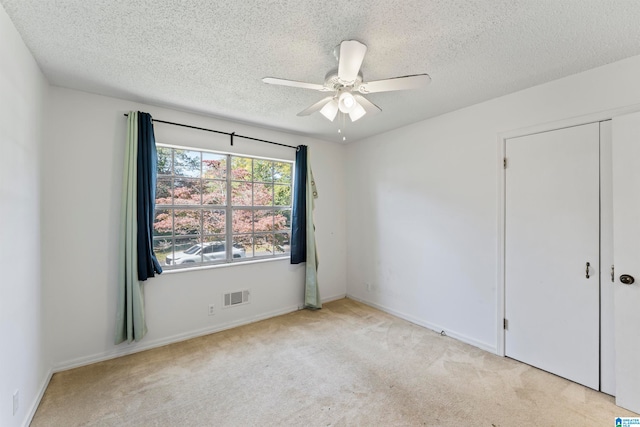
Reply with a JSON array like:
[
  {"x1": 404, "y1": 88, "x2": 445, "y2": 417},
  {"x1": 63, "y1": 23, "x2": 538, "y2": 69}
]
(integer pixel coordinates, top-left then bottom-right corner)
[{"x1": 32, "y1": 298, "x2": 635, "y2": 426}]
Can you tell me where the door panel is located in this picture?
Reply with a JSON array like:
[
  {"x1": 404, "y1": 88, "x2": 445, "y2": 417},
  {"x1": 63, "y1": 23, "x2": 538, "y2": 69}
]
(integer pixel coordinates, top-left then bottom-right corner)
[
  {"x1": 505, "y1": 123, "x2": 600, "y2": 389},
  {"x1": 612, "y1": 112, "x2": 640, "y2": 412}
]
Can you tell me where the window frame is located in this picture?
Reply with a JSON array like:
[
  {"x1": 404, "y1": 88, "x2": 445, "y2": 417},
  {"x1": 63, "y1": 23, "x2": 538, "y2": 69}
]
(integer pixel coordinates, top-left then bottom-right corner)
[{"x1": 154, "y1": 143, "x2": 294, "y2": 270}]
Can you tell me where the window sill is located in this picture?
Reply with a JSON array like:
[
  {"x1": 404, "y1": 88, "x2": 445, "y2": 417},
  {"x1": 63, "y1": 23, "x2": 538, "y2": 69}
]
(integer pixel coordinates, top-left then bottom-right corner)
[{"x1": 159, "y1": 255, "x2": 291, "y2": 274}]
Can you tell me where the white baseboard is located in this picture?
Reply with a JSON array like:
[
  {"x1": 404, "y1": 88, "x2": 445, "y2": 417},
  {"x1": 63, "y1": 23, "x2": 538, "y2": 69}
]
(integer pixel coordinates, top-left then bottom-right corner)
[
  {"x1": 53, "y1": 304, "x2": 301, "y2": 372},
  {"x1": 346, "y1": 294, "x2": 497, "y2": 354},
  {"x1": 52, "y1": 293, "x2": 348, "y2": 373},
  {"x1": 322, "y1": 293, "x2": 347, "y2": 303},
  {"x1": 23, "y1": 368, "x2": 53, "y2": 427},
  {"x1": 296, "y1": 292, "x2": 347, "y2": 309}
]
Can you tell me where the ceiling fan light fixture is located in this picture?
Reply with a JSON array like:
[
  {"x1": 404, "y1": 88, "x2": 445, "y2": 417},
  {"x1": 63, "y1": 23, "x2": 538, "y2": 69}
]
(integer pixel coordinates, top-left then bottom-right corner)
[
  {"x1": 320, "y1": 99, "x2": 339, "y2": 121},
  {"x1": 262, "y1": 39, "x2": 429, "y2": 134},
  {"x1": 348, "y1": 102, "x2": 367, "y2": 122},
  {"x1": 338, "y1": 91, "x2": 356, "y2": 113}
]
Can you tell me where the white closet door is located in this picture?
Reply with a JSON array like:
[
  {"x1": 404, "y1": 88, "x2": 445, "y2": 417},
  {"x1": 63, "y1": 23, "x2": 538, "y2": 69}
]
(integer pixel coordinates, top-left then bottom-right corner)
[
  {"x1": 612, "y1": 112, "x2": 640, "y2": 413},
  {"x1": 505, "y1": 123, "x2": 600, "y2": 390}
]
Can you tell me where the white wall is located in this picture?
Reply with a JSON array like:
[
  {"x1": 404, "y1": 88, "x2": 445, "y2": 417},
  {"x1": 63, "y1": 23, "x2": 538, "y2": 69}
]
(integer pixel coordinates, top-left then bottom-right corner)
[
  {"x1": 346, "y1": 54, "x2": 640, "y2": 352},
  {"x1": 0, "y1": 4, "x2": 49, "y2": 427},
  {"x1": 42, "y1": 87, "x2": 347, "y2": 369}
]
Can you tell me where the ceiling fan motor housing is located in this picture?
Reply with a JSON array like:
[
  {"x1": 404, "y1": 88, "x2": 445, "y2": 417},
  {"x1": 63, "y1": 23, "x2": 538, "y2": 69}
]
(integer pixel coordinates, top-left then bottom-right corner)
[{"x1": 324, "y1": 69, "x2": 363, "y2": 92}]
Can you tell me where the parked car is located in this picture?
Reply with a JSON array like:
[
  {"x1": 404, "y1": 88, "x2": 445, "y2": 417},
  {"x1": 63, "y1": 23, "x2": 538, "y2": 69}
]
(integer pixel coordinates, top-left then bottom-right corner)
[{"x1": 165, "y1": 241, "x2": 245, "y2": 265}]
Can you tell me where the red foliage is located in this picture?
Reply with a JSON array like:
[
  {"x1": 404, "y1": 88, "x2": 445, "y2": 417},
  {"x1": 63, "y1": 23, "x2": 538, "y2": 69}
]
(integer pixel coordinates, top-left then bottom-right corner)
[{"x1": 154, "y1": 156, "x2": 288, "y2": 245}]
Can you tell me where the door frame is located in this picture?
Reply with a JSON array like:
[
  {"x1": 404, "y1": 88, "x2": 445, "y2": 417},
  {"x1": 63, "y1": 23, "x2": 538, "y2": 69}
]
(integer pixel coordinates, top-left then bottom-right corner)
[{"x1": 496, "y1": 104, "x2": 640, "y2": 357}]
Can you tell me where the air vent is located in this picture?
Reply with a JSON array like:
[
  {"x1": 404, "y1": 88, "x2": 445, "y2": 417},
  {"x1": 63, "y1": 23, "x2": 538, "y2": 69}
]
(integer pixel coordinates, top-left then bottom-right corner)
[{"x1": 223, "y1": 290, "x2": 250, "y2": 308}]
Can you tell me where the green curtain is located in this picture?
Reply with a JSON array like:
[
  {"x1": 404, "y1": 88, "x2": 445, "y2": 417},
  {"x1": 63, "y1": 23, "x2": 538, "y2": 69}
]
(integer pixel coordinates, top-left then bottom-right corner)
[
  {"x1": 115, "y1": 112, "x2": 148, "y2": 344},
  {"x1": 304, "y1": 150, "x2": 320, "y2": 309}
]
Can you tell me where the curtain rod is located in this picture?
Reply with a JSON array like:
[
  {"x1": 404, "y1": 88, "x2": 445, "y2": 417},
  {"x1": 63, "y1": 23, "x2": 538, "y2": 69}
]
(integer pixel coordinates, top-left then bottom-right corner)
[{"x1": 123, "y1": 114, "x2": 298, "y2": 150}]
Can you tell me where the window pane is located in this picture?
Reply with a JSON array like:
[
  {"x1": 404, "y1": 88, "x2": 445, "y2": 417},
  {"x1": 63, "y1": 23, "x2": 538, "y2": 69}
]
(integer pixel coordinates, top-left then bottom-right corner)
[
  {"x1": 202, "y1": 153, "x2": 226, "y2": 179},
  {"x1": 202, "y1": 236, "x2": 227, "y2": 262},
  {"x1": 203, "y1": 180, "x2": 226, "y2": 205},
  {"x1": 174, "y1": 178, "x2": 201, "y2": 205},
  {"x1": 157, "y1": 147, "x2": 172, "y2": 175},
  {"x1": 232, "y1": 182, "x2": 252, "y2": 206},
  {"x1": 254, "y1": 234, "x2": 273, "y2": 257},
  {"x1": 174, "y1": 150, "x2": 201, "y2": 178},
  {"x1": 229, "y1": 237, "x2": 248, "y2": 260},
  {"x1": 233, "y1": 235, "x2": 253, "y2": 258},
  {"x1": 203, "y1": 210, "x2": 225, "y2": 235},
  {"x1": 232, "y1": 209, "x2": 253, "y2": 234},
  {"x1": 174, "y1": 210, "x2": 201, "y2": 235},
  {"x1": 274, "y1": 210, "x2": 290, "y2": 231},
  {"x1": 170, "y1": 237, "x2": 203, "y2": 265},
  {"x1": 274, "y1": 232, "x2": 290, "y2": 254},
  {"x1": 153, "y1": 238, "x2": 172, "y2": 266},
  {"x1": 253, "y1": 159, "x2": 273, "y2": 182},
  {"x1": 254, "y1": 210, "x2": 274, "y2": 232},
  {"x1": 154, "y1": 209, "x2": 173, "y2": 237},
  {"x1": 254, "y1": 183, "x2": 273, "y2": 206},
  {"x1": 156, "y1": 178, "x2": 172, "y2": 205},
  {"x1": 274, "y1": 184, "x2": 291, "y2": 206},
  {"x1": 156, "y1": 145, "x2": 292, "y2": 268},
  {"x1": 274, "y1": 162, "x2": 292, "y2": 183},
  {"x1": 231, "y1": 156, "x2": 252, "y2": 181}
]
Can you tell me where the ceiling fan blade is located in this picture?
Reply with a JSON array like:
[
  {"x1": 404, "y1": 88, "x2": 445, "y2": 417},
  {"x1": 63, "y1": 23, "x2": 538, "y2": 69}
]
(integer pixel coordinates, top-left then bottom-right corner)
[
  {"x1": 262, "y1": 77, "x2": 329, "y2": 92},
  {"x1": 338, "y1": 40, "x2": 367, "y2": 84},
  {"x1": 297, "y1": 96, "x2": 335, "y2": 116},
  {"x1": 353, "y1": 94, "x2": 381, "y2": 115},
  {"x1": 358, "y1": 74, "x2": 431, "y2": 94}
]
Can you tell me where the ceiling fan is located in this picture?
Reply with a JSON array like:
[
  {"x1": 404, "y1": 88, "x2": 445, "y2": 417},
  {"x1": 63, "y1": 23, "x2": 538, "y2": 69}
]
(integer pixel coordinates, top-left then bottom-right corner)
[{"x1": 262, "y1": 40, "x2": 431, "y2": 123}]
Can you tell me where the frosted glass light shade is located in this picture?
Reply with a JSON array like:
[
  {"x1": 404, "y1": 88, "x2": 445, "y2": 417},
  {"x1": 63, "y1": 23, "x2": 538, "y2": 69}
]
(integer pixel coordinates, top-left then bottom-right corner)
[
  {"x1": 320, "y1": 99, "x2": 339, "y2": 121},
  {"x1": 348, "y1": 102, "x2": 366, "y2": 122},
  {"x1": 338, "y1": 92, "x2": 356, "y2": 113}
]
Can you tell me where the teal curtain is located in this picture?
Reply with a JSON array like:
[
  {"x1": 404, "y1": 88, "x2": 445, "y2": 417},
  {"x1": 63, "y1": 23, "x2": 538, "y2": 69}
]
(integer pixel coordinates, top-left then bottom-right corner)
[
  {"x1": 115, "y1": 112, "x2": 148, "y2": 344},
  {"x1": 290, "y1": 145, "x2": 320, "y2": 308},
  {"x1": 304, "y1": 149, "x2": 320, "y2": 309}
]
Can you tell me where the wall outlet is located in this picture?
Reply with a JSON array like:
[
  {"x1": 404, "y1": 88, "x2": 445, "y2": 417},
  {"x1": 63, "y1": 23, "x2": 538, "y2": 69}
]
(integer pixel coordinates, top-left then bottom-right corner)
[
  {"x1": 208, "y1": 304, "x2": 215, "y2": 316},
  {"x1": 13, "y1": 390, "x2": 19, "y2": 416},
  {"x1": 366, "y1": 282, "x2": 372, "y2": 291}
]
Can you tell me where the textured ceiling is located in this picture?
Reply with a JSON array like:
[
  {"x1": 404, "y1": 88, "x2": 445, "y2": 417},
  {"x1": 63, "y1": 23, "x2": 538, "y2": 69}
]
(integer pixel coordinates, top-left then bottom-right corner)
[{"x1": 3, "y1": 0, "x2": 640, "y2": 143}]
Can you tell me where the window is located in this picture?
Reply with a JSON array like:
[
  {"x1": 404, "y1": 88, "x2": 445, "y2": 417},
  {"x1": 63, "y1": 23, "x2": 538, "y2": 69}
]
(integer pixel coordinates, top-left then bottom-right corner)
[{"x1": 153, "y1": 146, "x2": 293, "y2": 269}]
